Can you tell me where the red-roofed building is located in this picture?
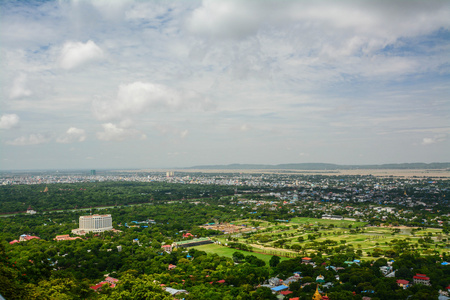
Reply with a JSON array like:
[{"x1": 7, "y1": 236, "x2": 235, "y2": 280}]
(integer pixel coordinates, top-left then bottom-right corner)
[
  {"x1": 54, "y1": 234, "x2": 81, "y2": 241},
  {"x1": 19, "y1": 234, "x2": 40, "y2": 242},
  {"x1": 90, "y1": 282, "x2": 111, "y2": 291},
  {"x1": 90, "y1": 277, "x2": 119, "y2": 292},
  {"x1": 105, "y1": 277, "x2": 119, "y2": 285},
  {"x1": 183, "y1": 232, "x2": 194, "y2": 238},
  {"x1": 162, "y1": 244, "x2": 173, "y2": 253},
  {"x1": 413, "y1": 274, "x2": 430, "y2": 286},
  {"x1": 396, "y1": 279, "x2": 409, "y2": 288},
  {"x1": 9, "y1": 240, "x2": 19, "y2": 245},
  {"x1": 302, "y1": 257, "x2": 312, "y2": 264},
  {"x1": 217, "y1": 280, "x2": 225, "y2": 284},
  {"x1": 289, "y1": 298, "x2": 300, "y2": 300},
  {"x1": 168, "y1": 264, "x2": 177, "y2": 270},
  {"x1": 280, "y1": 291, "x2": 293, "y2": 295}
]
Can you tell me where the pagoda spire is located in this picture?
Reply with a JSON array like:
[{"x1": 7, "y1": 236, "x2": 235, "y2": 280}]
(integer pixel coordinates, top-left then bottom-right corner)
[{"x1": 312, "y1": 284, "x2": 322, "y2": 300}]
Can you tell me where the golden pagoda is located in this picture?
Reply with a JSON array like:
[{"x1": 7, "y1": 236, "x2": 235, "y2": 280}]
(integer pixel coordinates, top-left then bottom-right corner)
[{"x1": 312, "y1": 284, "x2": 322, "y2": 300}]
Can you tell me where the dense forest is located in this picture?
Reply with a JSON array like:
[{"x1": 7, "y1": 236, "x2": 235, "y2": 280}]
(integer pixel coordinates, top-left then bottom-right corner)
[{"x1": 0, "y1": 181, "x2": 243, "y2": 214}]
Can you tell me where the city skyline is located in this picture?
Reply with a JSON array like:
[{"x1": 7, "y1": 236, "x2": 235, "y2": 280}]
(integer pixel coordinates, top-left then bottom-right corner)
[{"x1": 1, "y1": 0, "x2": 449, "y2": 170}]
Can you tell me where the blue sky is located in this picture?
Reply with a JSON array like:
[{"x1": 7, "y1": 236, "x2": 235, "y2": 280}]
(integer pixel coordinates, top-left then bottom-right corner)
[{"x1": 0, "y1": 0, "x2": 449, "y2": 170}]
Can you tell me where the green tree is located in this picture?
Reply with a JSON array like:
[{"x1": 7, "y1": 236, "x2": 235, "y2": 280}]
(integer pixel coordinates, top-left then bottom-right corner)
[
  {"x1": 103, "y1": 272, "x2": 172, "y2": 300},
  {"x1": 269, "y1": 256, "x2": 281, "y2": 268}
]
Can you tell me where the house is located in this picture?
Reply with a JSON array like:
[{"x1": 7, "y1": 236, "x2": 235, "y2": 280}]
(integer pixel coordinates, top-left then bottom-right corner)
[
  {"x1": 162, "y1": 244, "x2": 173, "y2": 253},
  {"x1": 396, "y1": 279, "x2": 409, "y2": 289},
  {"x1": 413, "y1": 274, "x2": 431, "y2": 286},
  {"x1": 302, "y1": 257, "x2": 312, "y2": 264},
  {"x1": 164, "y1": 287, "x2": 188, "y2": 296},
  {"x1": 9, "y1": 240, "x2": 19, "y2": 245},
  {"x1": 105, "y1": 277, "x2": 119, "y2": 285},
  {"x1": 19, "y1": 234, "x2": 40, "y2": 242},
  {"x1": 168, "y1": 264, "x2": 177, "y2": 270},
  {"x1": 183, "y1": 232, "x2": 194, "y2": 238},
  {"x1": 54, "y1": 235, "x2": 81, "y2": 241},
  {"x1": 90, "y1": 277, "x2": 119, "y2": 292},
  {"x1": 269, "y1": 277, "x2": 282, "y2": 286}
]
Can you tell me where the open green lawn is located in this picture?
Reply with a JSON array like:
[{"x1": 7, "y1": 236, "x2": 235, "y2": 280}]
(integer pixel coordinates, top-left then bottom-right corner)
[
  {"x1": 290, "y1": 217, "x2": 367, "y2": 228},
  {"x1": 192, "y1": 243, "x2": 289, "y2": 265}
]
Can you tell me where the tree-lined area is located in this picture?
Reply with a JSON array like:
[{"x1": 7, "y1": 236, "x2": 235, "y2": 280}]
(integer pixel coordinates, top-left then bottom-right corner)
[
  {"x1": 0, "y1": 181, "x2": 241, "y2": 213},
  {"x1": 1, "y1": 179, "x2": 449, "y2": 299}
]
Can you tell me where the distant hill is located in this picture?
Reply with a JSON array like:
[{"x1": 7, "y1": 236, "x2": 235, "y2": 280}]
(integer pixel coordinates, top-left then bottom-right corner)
[{"x1": 186, "y1": 162, "x2": 450, "y2": 170}]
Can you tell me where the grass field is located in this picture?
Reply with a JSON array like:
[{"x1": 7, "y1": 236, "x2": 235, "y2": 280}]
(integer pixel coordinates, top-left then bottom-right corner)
[
  {"x1": 192, "y1": 243, "x2": 289, "y2": 265},
  {"x1": 290, "y1": 217, "x2": 368, "y2": 228},
  {"x1": 192, "y1": 217, "x2": 449, "y2": 263}
]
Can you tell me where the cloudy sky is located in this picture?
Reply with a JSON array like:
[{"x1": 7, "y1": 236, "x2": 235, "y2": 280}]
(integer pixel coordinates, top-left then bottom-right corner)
[{"x1": 1, "y1": 0, "x2": 449, "y2": 170}]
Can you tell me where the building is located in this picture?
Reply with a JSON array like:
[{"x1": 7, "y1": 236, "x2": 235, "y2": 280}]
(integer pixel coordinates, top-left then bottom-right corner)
[
  {"x1": 312, "y1": 285, "x2": 322, "y2": 300},
  {"x1": 396, "y1": 279, "x2": 409, "y2": 289},
  {"x1": 90, "y1": 277, "x2": 119, "y2": 292},
  {"x1": 90, "y1": 170, "x2": 96, "y2": 176},
  {"x1": 19, "y1": 234, "x2": 40, "y2": 242},
  {"x1": 54, "y1": 235, "x2": 81, "y2": 241},
  {"x1": 162, "y1": 244, "x2": 173, "y2": 253},
  {"x1": 316, "y1": 275, "x2": 325, "y2": 283},
  {"x1": 302, "y1": 257, "x2": 312, "y2": 264},
  {"x1": 164, "y1": 287, "x2": 188, "y2": 296},
  {"x1": 413, "y1": 274, "x2": 431, "y2": 286},
  {"x1": 72, "y1": 214, "x2": 113, "y2": 235},
  {"x1": 26, "y1": 205, "x2": 36, "y2": 215}
]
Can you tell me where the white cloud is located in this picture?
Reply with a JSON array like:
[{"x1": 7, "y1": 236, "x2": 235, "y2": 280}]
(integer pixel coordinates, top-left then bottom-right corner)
[
  {"x1": 6, "y1": 134, "x2": 49, "y2": 146},
  {"x1": 93, "y1": 81, "x2": 212, "y2": 122},
  {"x1": 422, "y1": 134, "x2": 447, "y2": 145},
  {"x1": 96, "y1": 123, "x2": 145, "y2": 141},
  {"x1": 187, "y1": 1, "x2": 265, "y2": 39},
  {"x1": 155, "y1": 124, "x2": 189, "y2": 138},
  {"x1": 56, "y1": 127, "x2": 86, "y2": 143},
  {"x1": 9, "y1": 74, "x2": 32, "y2": 99},
  {"x1": 58, "y1": 40, "x2": 104, "y2": 70},
  {"x1": 0, "y1": 114, "x2": 20, "y2": 129}
]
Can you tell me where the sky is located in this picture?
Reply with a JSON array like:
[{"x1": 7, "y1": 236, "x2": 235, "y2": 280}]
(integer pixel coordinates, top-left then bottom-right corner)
[{"x1": 1, "y1": 0, "x2": 449, "y2": 170}]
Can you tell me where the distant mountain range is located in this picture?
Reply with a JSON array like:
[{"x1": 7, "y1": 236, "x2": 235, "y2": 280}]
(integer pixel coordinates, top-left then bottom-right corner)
[{"x1": 186, "y1": 162, "x2": 450, "y2": 170}]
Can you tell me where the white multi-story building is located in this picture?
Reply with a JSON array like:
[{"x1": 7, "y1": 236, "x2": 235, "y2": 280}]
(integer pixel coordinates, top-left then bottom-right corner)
[{"x1": 72, "y1": 214, "x2": 113, "y2": 235}]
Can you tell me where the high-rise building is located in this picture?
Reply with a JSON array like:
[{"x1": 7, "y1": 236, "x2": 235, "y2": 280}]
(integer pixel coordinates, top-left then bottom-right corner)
[
  {"x1": 72, "y1": 214, "x2": 113, "y2": 235},
  {"x1": 90, "y1": 170, "x2": 96, "y2": 176}
]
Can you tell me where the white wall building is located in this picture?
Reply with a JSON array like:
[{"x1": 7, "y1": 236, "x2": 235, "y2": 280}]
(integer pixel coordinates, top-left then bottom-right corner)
[{"x1": 72, "y1": 214, "x2": 113, "y2": 235}]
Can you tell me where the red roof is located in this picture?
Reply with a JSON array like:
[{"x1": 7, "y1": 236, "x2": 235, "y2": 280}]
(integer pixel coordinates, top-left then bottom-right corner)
[
  {"x1": 302, "y1": 257, "x2": 311, "y2": 260},
  {"x1": 217, "y1": 280, "x2": 225, "y2": 284},
  {"x1": 289, "y1": 298, "x2": 300, "y2": 300},
  {"x1": 90, "y1": 282, "x2": 113, "y2": 291},
  {"x1": 105, "y1": 277, "x2": 119, "y2": 283},
  {"x1": 396, "y1": 279, "x2": 409, "y2": 285},
  {"x1": 413, "y1": 274, "x2": 430, "y2": 281},
  {"x1": 446, "y1": 285, "x2": 450, "y2": 290},
  {"x1": 9, "y1": 240, "x2": 19, "y2": 244},
  {"x1": 280, "y1": 291, "x2": 293, "y2": 295}
]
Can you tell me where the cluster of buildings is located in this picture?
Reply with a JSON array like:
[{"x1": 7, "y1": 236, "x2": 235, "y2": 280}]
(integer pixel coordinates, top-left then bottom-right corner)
[{"x1": 9, "y1": 234, "x2": 40, "y2": 244}]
